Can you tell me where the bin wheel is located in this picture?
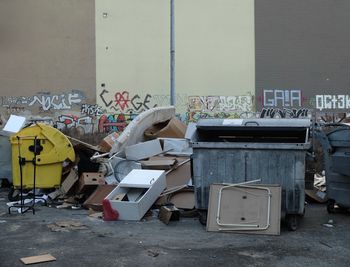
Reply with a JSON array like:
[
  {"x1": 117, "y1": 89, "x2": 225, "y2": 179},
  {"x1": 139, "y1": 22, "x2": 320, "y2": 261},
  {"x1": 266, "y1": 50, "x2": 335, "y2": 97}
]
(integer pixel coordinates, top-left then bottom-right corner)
[
  {"x1": 327, "y1": 200, "x2": 336, "y2": 214},
  {"x1": 8, "y1": 187, "x2": 20, "y2": 202},
  {"x1": 286, "y1": 215, "x2": 298, "y2": 231},
  {"x1": 198, "y1": 210, "x2": 207, "y2": 226}
]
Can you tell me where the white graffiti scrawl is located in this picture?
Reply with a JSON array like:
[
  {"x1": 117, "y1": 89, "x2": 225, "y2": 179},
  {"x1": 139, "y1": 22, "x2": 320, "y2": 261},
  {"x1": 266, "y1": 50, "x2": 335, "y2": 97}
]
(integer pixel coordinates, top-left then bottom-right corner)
[
  {"x1": 188, "y1": 95, "x2": 253, "y2": 112},
  {"x1": 29, "y1": 92, "x2": 84, "y2": 111},
  {"x1": 316, "y1": 95, "x2": 350, "y2": 110},
  {"x1": 263, "y1": 89, "x2": 302, "y2": 107},
  {"x1": 81, "y1": 104, "x2": 103, "y2": 116}
]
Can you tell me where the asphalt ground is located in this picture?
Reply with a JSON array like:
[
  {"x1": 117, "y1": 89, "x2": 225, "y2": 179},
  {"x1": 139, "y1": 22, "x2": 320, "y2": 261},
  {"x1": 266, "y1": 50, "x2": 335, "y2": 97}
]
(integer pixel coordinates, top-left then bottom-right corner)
[{"x1": 0, "y1": 188, "x2": 349, "y2": 267}]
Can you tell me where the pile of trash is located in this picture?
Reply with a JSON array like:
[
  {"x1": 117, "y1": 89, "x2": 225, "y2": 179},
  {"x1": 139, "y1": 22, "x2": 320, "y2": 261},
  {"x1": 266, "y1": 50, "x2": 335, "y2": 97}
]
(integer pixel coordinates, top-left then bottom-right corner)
[{"x1": 45, "y1": 106, "x2": 195, "y2": 224}]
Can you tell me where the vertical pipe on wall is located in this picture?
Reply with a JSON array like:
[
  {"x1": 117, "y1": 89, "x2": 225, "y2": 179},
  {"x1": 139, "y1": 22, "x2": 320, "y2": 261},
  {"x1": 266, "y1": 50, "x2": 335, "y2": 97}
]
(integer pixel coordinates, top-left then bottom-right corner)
[{"x1": 170, "y1": 0, "x2": 175, "y2": 106}]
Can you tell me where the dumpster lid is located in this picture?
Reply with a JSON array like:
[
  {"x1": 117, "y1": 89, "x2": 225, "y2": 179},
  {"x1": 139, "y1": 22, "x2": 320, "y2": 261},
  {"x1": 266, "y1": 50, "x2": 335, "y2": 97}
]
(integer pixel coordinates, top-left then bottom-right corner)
[
  {"x1": 196, "y1": 118, "x2": 311, "y2": 128},
  {"x1": 194, "y1": 119, "x2": 310, "y2": 143}
]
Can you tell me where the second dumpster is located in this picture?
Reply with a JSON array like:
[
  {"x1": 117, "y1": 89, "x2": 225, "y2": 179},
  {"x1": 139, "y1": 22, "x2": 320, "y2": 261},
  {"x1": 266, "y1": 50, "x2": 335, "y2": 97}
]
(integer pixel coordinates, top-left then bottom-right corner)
[{"x1": 190, "y1": 118, "x2": 311, "y2": 230}]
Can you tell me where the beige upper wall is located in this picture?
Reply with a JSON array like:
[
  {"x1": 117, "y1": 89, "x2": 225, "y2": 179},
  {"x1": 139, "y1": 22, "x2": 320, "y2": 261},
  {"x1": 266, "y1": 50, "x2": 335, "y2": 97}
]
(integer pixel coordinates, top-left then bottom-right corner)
[
  {"x1": 176, "y1": 0, "x2": 255, "y2": 96},
  {"x1": 0, "y1": 0, "x2": 95, "y2": 103},
  {"x1": 96, "y1": 0, "x2": 255, "y2": 113},
  {"x1": 96, "y1": 0, "x2": 170, "y2": 108}
]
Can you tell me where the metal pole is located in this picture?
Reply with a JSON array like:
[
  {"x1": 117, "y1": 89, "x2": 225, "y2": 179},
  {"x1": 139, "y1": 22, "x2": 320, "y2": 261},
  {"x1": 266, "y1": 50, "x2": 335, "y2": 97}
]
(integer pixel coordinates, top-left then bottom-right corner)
[{"x1": 170, "y1": 0, "x2": 175, "y2": 106}]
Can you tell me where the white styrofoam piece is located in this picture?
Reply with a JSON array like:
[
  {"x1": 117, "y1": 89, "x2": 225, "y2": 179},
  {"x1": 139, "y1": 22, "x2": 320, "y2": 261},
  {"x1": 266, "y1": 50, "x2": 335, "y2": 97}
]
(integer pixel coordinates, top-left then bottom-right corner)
[
  {"x1": 3, "y1": 115, "x2": 26, "y2": 134},
  {"x1": 105, "y1": 170, "x2": 166, "y2": 220},
  {"x1": 120, "y1": 169, "x2": 165, "y2": 188},
  {"x1": 125, "y1": 139, "x2": 163, "y2": 161}
]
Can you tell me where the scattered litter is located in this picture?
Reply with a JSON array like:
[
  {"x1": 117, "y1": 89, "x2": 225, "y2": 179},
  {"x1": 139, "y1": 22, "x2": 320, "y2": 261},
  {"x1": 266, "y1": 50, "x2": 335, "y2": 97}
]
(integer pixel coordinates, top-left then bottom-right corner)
[
  {"x1": 89, "y1": 212, "x2": 103, "y2": 219},
  {"x1": 47, "y1": 221, "x2": 88, "y2": 232},
  {"x1": 20, "y1": 254, "x2": 56, "y2": 265},
  {"x1": 322, "y1": 223, "x2": 334, "y2": 228},
  {"x1": 319, "y1": 241, "x2": 333, "y2": 248},
  {"x1": 323, "y1": 219, "x2": 335, "y2": 228},
  {"x1": 147, "y1": 250, "x2": 159, "y2": 257},
  {"x1": 158, "y1": 205, "x2": 180, "y2": 224},
  {"x1": 56, "y1": 203, "x2": 73, "y2": 209}
]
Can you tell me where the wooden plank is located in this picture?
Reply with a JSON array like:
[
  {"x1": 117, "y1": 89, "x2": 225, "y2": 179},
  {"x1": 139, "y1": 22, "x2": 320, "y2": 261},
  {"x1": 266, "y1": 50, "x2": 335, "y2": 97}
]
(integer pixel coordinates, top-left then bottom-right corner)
[{"x1": 20, "y1": 254, "x2": 56, "y2": 265}]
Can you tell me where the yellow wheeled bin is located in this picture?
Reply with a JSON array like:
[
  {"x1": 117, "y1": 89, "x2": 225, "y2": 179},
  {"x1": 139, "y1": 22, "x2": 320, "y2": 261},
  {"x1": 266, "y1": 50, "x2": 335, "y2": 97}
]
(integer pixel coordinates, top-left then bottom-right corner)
[{"x1": 10, "y1": 123, "x2": 75, "y2": 189}]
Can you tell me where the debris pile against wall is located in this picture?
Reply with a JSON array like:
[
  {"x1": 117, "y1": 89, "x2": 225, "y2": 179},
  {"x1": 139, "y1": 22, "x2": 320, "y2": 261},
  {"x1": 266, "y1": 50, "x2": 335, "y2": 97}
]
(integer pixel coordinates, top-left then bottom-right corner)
[
  {"x1": 3, "y1": 107, "x2": 197, "y2": 226},
  {"x1": 2, "y1": 107, "x2": 350, "y2": 235}
]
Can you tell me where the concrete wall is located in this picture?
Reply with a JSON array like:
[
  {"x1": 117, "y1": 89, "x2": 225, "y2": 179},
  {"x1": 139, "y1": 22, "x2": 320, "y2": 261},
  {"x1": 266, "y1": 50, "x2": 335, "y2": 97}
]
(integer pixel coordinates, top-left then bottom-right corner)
[
  {"x1": 255, "y1": 0, "x2": 350, "y2": 120},
  {"x1": 96, "y1": 0, "x2": 255, "y2": 125},
  {"x1": 0, "y1": 0, "x2": 96, "y2": 134}
]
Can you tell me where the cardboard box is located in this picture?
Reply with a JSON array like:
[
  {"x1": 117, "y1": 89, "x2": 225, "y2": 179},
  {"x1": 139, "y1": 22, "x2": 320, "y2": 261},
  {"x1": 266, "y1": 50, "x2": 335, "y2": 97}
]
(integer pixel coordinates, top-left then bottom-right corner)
[
  {"x1": 144, "y1": 117, "x2": 187, "y2": 139},
  {"x1": 83, "y1": 185, "x2": 117, "y2": 211},
  {"x1": 158, "y1": 205, "x2": 180, "y2": 224},
  {"x1": 78, "y1": 172, "x2": 105, "y2": 194},
  {"x1": 105, "y1": 170, "x2": 166, "y2": 220},
  {"x1": 206, "y1": 184, "x2": 281, "y2": 235},
  {"x1": 99, "y1": 132, "x2": 119, "y2": 152}
]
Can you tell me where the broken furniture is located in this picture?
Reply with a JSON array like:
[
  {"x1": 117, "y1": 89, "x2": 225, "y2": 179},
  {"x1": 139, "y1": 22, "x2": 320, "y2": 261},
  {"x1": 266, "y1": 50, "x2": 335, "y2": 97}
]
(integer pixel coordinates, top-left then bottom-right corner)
[
  {"x1": 105, "y1": 169, "x2": 166, "y2": 220},
  {"x1": 191, "y1": 118, "x2": 311, "y2": 230},
  {"x1": 207, "y1": 183, "x2": 281, "y2": 235},
  {"x1": 316, "y1": 124, "x2": 350, "y2": 212},
  {"x1": 9, "y1": 123, "x2": 75, "y2": 213}
]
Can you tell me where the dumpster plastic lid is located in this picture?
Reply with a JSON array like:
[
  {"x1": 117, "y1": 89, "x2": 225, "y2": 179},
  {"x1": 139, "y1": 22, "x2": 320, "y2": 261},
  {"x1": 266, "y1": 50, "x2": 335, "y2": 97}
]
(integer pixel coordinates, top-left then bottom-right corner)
[
  {"x1": 196, "y1": 118, "x2": 311, "y2": 128},
  {"x1": 193, "y1": 119, "x2": 311, "y2": 143}
]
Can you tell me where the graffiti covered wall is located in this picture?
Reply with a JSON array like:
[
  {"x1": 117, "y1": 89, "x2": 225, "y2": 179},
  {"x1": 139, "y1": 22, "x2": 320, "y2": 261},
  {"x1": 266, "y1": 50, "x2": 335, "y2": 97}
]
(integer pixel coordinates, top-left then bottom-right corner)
[
  {"x1": 255, "y1": 0, "x2": 350, "y2": 120},
  {"x1": 0, "y1": 0, "x2": 96, "y2": 137},
  {"x1": 96, "y1": 0, "x2": 255, "y2": 120}
]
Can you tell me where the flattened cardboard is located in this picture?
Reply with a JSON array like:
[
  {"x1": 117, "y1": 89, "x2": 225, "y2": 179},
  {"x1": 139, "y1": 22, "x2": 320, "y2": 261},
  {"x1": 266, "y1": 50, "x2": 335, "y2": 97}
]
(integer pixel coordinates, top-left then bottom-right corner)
[
  {"x1": 166, "y1": 160, "x2": 191, "y2": 188},
  {"x1": 207, "y1": 184, "x2": 281, "y2": 235},
  {"x1": 20, "y1": 254, "x2": 56, "y2": 265},
  {"x1": 60, "y1": 169, "x2": 79, "y2": 194},
  {"x1": 125, "y1": 139, "x2": 163, "y2": 161},
  {"x1": 144, "y1": 117, "x2": 187, "y2": 139},
  {"x1": 140, "y1": 159, "x2": 176, "y2": 170},
  {"x1": 83, "y1": 185, "x2": 117, "y2": 211},
  {"x1": 169, "y1": 190, "x2": 195, "y2": 209}
]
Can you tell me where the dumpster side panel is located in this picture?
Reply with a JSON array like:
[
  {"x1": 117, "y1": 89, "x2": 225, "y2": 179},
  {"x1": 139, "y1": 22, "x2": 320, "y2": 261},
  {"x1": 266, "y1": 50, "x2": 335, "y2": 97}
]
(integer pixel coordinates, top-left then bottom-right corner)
[
  {"x1": 324, "y1": 127, "x2": 350, "y2": 207},
  {"x1": 192, "y1": 146, "x2": 306, "y2": 216}
]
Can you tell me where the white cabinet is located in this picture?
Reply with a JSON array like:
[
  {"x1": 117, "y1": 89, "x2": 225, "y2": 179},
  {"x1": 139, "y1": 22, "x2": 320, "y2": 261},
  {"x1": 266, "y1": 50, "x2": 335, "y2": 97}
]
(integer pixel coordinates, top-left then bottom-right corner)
[{"x1": 105, "y1": 169, "x2": 166, "y2": 220}]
